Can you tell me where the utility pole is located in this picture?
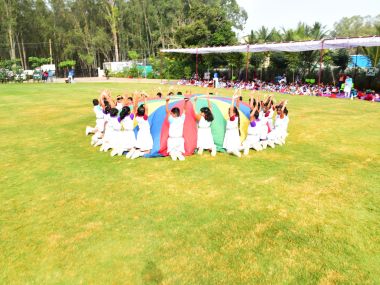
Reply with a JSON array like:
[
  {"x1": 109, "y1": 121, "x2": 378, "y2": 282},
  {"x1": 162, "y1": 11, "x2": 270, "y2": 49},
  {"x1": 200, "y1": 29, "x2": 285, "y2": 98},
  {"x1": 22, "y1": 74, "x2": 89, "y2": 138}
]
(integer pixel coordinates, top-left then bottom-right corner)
[
  {"x1": 245, "y1": 45, "x2": 249, "y2": 82},
  {"x1": 353, "y1": 47, "x2": 359, "y2": 84},
  {"x1": 318, "y1": 40, "x2": 325, "y2": 87},
  {"x1": 49, "y1": 39, "x2": 52, "y2": 64}
]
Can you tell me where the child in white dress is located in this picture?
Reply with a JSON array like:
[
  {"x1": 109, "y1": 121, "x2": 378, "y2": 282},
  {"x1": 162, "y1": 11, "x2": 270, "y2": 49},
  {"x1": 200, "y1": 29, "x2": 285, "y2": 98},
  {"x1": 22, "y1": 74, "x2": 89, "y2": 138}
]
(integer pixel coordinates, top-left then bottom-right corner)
[
  {"x1": 116, "y1": 96, "x2": 124, "y2": 112},
  {"x1": 223, "y1": 94, "x2": 241, "y2": 157},
  {"x1": 97, "y1": 91, "x2": 118, "y2": 151},
  {"x1": 86, "y1": 98, "x2": 106, "y2": 147},
  {"x1": 242, "y1": 94, "x2": 263, "y2": 155},
  {"x1": 166, "y1": 97, "x2": 188, "y2": 161},
  {"x1": 111, "y1": 105, "x2": 136, "y2": 156},
  {"x1": 127, "y1": 97, "x2": 153, "y2": 159},
  {"x1": 87, "y1": 91, "x2": 110, "y2": 146},
  {"x1": 193, "y1": 95, "x2": 216, "y2": 156},
  {"x1": 266, "y1": 101, "x2": 275, "y2": 131},
  {"x1": 101, "y1": 107, "x2": 120, "y2": 152},
  {"x1": 95, "y1": 105, "x2": 110, "y2": 148},
  {"x1": 259, "y1": 95, "x2": 275, "y2": 149},
  {"x1": 86, "y1": 99, "x2": 104, "y2": 136},
  {"x1": 268, "y1": 100, "x2": 289, "y2": 145}
]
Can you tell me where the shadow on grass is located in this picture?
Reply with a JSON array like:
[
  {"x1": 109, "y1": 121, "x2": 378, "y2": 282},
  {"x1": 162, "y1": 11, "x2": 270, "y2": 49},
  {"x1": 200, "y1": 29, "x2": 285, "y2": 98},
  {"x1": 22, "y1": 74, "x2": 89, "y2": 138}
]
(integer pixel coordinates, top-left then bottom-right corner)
[{"x1": 141, "y1": 261, "x2": 163, "y2": 285}]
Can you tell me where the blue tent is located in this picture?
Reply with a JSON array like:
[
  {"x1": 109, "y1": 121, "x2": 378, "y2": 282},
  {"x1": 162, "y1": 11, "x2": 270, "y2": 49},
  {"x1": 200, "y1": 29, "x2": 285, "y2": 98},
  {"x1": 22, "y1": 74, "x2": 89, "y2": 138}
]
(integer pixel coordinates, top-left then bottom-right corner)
[
  {"x1": 349, "y1": 55, "x2": 372, "y2": 68},
  {"x1": 137, "y1": 65, "x2": 153, "y2": 76}
]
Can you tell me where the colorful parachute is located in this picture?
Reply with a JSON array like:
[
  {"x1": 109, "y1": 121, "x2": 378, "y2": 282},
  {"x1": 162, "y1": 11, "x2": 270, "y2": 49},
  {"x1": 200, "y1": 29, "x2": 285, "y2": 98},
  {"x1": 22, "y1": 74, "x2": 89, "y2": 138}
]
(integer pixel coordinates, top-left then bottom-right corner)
[{"x1": 132, "y1": 94, "x2": 251, "y2": 158}]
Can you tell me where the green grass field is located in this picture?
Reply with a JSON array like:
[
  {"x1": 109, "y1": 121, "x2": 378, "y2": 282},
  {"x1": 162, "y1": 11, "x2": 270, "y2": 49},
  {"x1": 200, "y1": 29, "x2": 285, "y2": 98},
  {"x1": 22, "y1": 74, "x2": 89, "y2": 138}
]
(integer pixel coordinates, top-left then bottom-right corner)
[{"x1": 1, "y1": 83, "x2": 379, "y2": 284}]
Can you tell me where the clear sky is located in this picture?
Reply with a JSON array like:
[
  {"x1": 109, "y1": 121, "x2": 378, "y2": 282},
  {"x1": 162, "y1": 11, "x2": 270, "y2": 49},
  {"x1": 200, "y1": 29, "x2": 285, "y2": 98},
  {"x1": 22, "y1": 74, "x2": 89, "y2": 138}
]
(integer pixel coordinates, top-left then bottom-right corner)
[{"x1": 236, "y1": 0, "x2": 380, "y2": 36}]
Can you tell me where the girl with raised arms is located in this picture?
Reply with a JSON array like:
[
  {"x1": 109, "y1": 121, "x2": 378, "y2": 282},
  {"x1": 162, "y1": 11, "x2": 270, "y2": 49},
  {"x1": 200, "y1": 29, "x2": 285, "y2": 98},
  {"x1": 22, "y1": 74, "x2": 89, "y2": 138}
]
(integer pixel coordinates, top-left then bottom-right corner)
[
  {"x1": 223, "y1": 91, "x2": 242, "y2": 157},
  {"x1": 111, "y1": 95, "x2": 137, "y2": 156},
  {"x1": 126, "y1": 95, "x2": 153, "y2": 159},
  {"x1": 166, "y1": 97, "x2": 188, "y2": 161},
  {"x1": 242, "y1": 93, "x2": 263, "y2": 155},
  {"x1": 193, "y1": 94, "x2": 216, "y2": 156}
]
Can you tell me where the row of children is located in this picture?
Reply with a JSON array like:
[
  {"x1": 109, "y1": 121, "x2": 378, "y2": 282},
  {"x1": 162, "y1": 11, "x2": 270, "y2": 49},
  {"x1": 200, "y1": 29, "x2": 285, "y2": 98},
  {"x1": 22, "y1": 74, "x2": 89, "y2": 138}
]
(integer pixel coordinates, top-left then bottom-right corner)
[
  {"x1": 85, "y1": 90, "x2": 289, "y2": 160},
  {"x1": 177, "y1": 78, "x2": 380, "y2": 102}
]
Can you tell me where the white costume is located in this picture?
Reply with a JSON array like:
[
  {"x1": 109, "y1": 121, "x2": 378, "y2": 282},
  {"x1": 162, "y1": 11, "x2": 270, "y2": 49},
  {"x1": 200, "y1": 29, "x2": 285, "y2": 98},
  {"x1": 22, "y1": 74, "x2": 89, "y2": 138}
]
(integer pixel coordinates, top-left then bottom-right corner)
[
  {"x1": 99, "y1": 113, "x2": 112, "y2": 150},
  {"x1": 279, "y1": 115, "x2": 289, "y2": 142},
  {"x1": 116, "y1": 102, "x2": 123, "y2": 112},
  {"x1": 344, "y1": 77, "x2": 353, "y2": 99},
  {"x1": 266, "y1": 109, "x2": 274, "y2": 131},
  {"x1": 86, "y1": 105, "x2": 104, "y2": 142},
  {"x1": 117, "y1": 114, "x2": 136, "y2": 152},
  {"x1": 268, "y1": 115, "x2": 289, "y2": 144},
  {"x1": 197, "y1": 116, "x2": 215, "y2": 150},
  {"x1": 223, "y1": 116, "x2": 241, "y2": 155},
  {"x1": 167, "y1": 114, "x2": 186, "y2": 155},
  {"x1": 135, "y1": 115, "x2": 153, "y2": 151},
  {"x1": 242, "y1": 119, "x2": 263, "y2": 153},
  {"x1": 108, "y1": 116, "x2": 122, "y2": 149},
  {"x1": 259, "y1": 111, "x2": 269, "y2": 141},
  {"x1": 94, "y1": 105, "x2": 105, "y2": 132}
]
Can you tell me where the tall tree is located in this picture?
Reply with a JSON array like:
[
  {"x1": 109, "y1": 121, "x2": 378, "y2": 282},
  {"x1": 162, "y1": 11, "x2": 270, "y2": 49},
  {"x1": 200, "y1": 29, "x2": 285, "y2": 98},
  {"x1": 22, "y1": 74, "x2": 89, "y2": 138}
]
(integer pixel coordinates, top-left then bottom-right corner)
[
  {"x1": 362, "y1": 25, "x2": 380, "y2": 67},
  {"x1": 2, "y1": 0, "x2": 17, "y2": 60},
  {"x1": 103, "y1": 0, "x2": 120, "y2": 62},
  {"x1": 333, "y1": 15, "x2": 380, "y2": 37}
]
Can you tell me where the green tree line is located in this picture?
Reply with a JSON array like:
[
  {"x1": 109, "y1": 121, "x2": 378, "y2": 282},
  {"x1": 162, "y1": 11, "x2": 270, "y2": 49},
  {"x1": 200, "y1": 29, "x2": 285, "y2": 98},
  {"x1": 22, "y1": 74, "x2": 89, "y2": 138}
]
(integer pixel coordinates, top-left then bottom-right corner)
[
  {"x1": 0, "y1": 0, "x2": 379, "y2": 79},
  {"x1": 0, "y1": 0, "x2": 246, "y2": 75}
]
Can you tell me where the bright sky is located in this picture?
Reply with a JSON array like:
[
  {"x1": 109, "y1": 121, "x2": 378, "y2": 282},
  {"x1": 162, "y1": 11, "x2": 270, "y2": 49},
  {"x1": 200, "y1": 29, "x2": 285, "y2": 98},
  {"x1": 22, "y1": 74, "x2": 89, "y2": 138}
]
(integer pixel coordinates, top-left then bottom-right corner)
[{"x1": 236, "y1": 0, "x2": 380, "y2": 36}]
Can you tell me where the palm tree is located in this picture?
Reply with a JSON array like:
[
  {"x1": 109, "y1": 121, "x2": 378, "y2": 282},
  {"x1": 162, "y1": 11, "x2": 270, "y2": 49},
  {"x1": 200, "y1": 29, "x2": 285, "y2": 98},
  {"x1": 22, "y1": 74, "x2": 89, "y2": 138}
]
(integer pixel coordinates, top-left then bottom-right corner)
[
  {"x1": 292, "y1": 22, "x2": 327, "y2": 40},
  {"x1": 293, "y1": 22, "x2": 327, "y2": 76},
  {"x1": 244, "y1": 30, "x2": 256, "y2": 44},
  {"x1": 256, "y1": 26, "x2": 272, "y2": 43},
  {"x1": 282, "y1": 28, "x2": 295, "y2": 41},
  {"x1": 362, "y1": 25, "x2": 380, "y2": 67},
  {"x1": 310, "y1": 22, "x2": 328, "y2": 40}
]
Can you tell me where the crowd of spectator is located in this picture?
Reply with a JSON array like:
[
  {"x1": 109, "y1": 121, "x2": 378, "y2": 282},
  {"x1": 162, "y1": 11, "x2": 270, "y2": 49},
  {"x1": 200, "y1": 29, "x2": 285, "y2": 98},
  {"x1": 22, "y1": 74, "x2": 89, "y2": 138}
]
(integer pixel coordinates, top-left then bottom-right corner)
[{"x1": 176, "y1": 76, "x2": 380, "y2": 102}]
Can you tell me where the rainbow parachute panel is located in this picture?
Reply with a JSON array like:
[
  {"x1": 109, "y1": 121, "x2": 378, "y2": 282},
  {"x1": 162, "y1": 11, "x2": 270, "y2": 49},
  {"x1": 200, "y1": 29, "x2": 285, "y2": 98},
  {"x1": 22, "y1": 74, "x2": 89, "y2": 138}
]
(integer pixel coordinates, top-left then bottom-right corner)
[{"x1": 131, "y1": 94, "x2": 251, "y2": 158}]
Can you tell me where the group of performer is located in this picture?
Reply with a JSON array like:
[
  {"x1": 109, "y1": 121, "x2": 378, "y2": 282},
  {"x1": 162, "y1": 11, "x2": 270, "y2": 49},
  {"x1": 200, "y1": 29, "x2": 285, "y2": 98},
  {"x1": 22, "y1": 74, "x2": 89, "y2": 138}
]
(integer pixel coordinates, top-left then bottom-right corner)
[{"x1": 85, "y1": 90, "x2": 289, "y2": 160}]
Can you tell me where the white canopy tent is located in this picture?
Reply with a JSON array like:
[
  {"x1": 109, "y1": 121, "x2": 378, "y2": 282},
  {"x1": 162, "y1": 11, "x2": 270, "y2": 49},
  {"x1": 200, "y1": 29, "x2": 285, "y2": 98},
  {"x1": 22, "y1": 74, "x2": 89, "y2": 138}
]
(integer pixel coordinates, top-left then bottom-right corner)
[
  {"x1": 161, "y1": 37, "x2": 380, "y2": 54},
  {"x1": 160, "y1": 36, "x2": 380, "y2": 83}
]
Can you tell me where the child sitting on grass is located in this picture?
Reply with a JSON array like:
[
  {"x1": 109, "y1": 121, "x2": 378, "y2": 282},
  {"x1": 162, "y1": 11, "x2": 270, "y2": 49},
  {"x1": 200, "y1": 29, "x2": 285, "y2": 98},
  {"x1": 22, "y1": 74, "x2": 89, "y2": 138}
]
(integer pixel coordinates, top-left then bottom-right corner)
[
  {"x1": 111, "y1": 104, "x2": 136, "y2": 156},
  {"x1": 127, "y1": 96, "x2": 153, "y2": 159},
  {"x1": 86, "y1": 98, "x2": 105, "y2": 147},
  {"x1": 242, "y1": 93, "x2": 263, "y2": 155},
  {"x1": 193, "y1": 95, "x2": 216, "y2": 156},
  {"x1": 223, "y1": 92, "x2": 242, "y2": 158},
  {"x1": 267, "y1": 100, "x2": 289, "y2": 146},
  {"x1": 166, "y1": 97, "x2": 188, "y2": 161}
]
